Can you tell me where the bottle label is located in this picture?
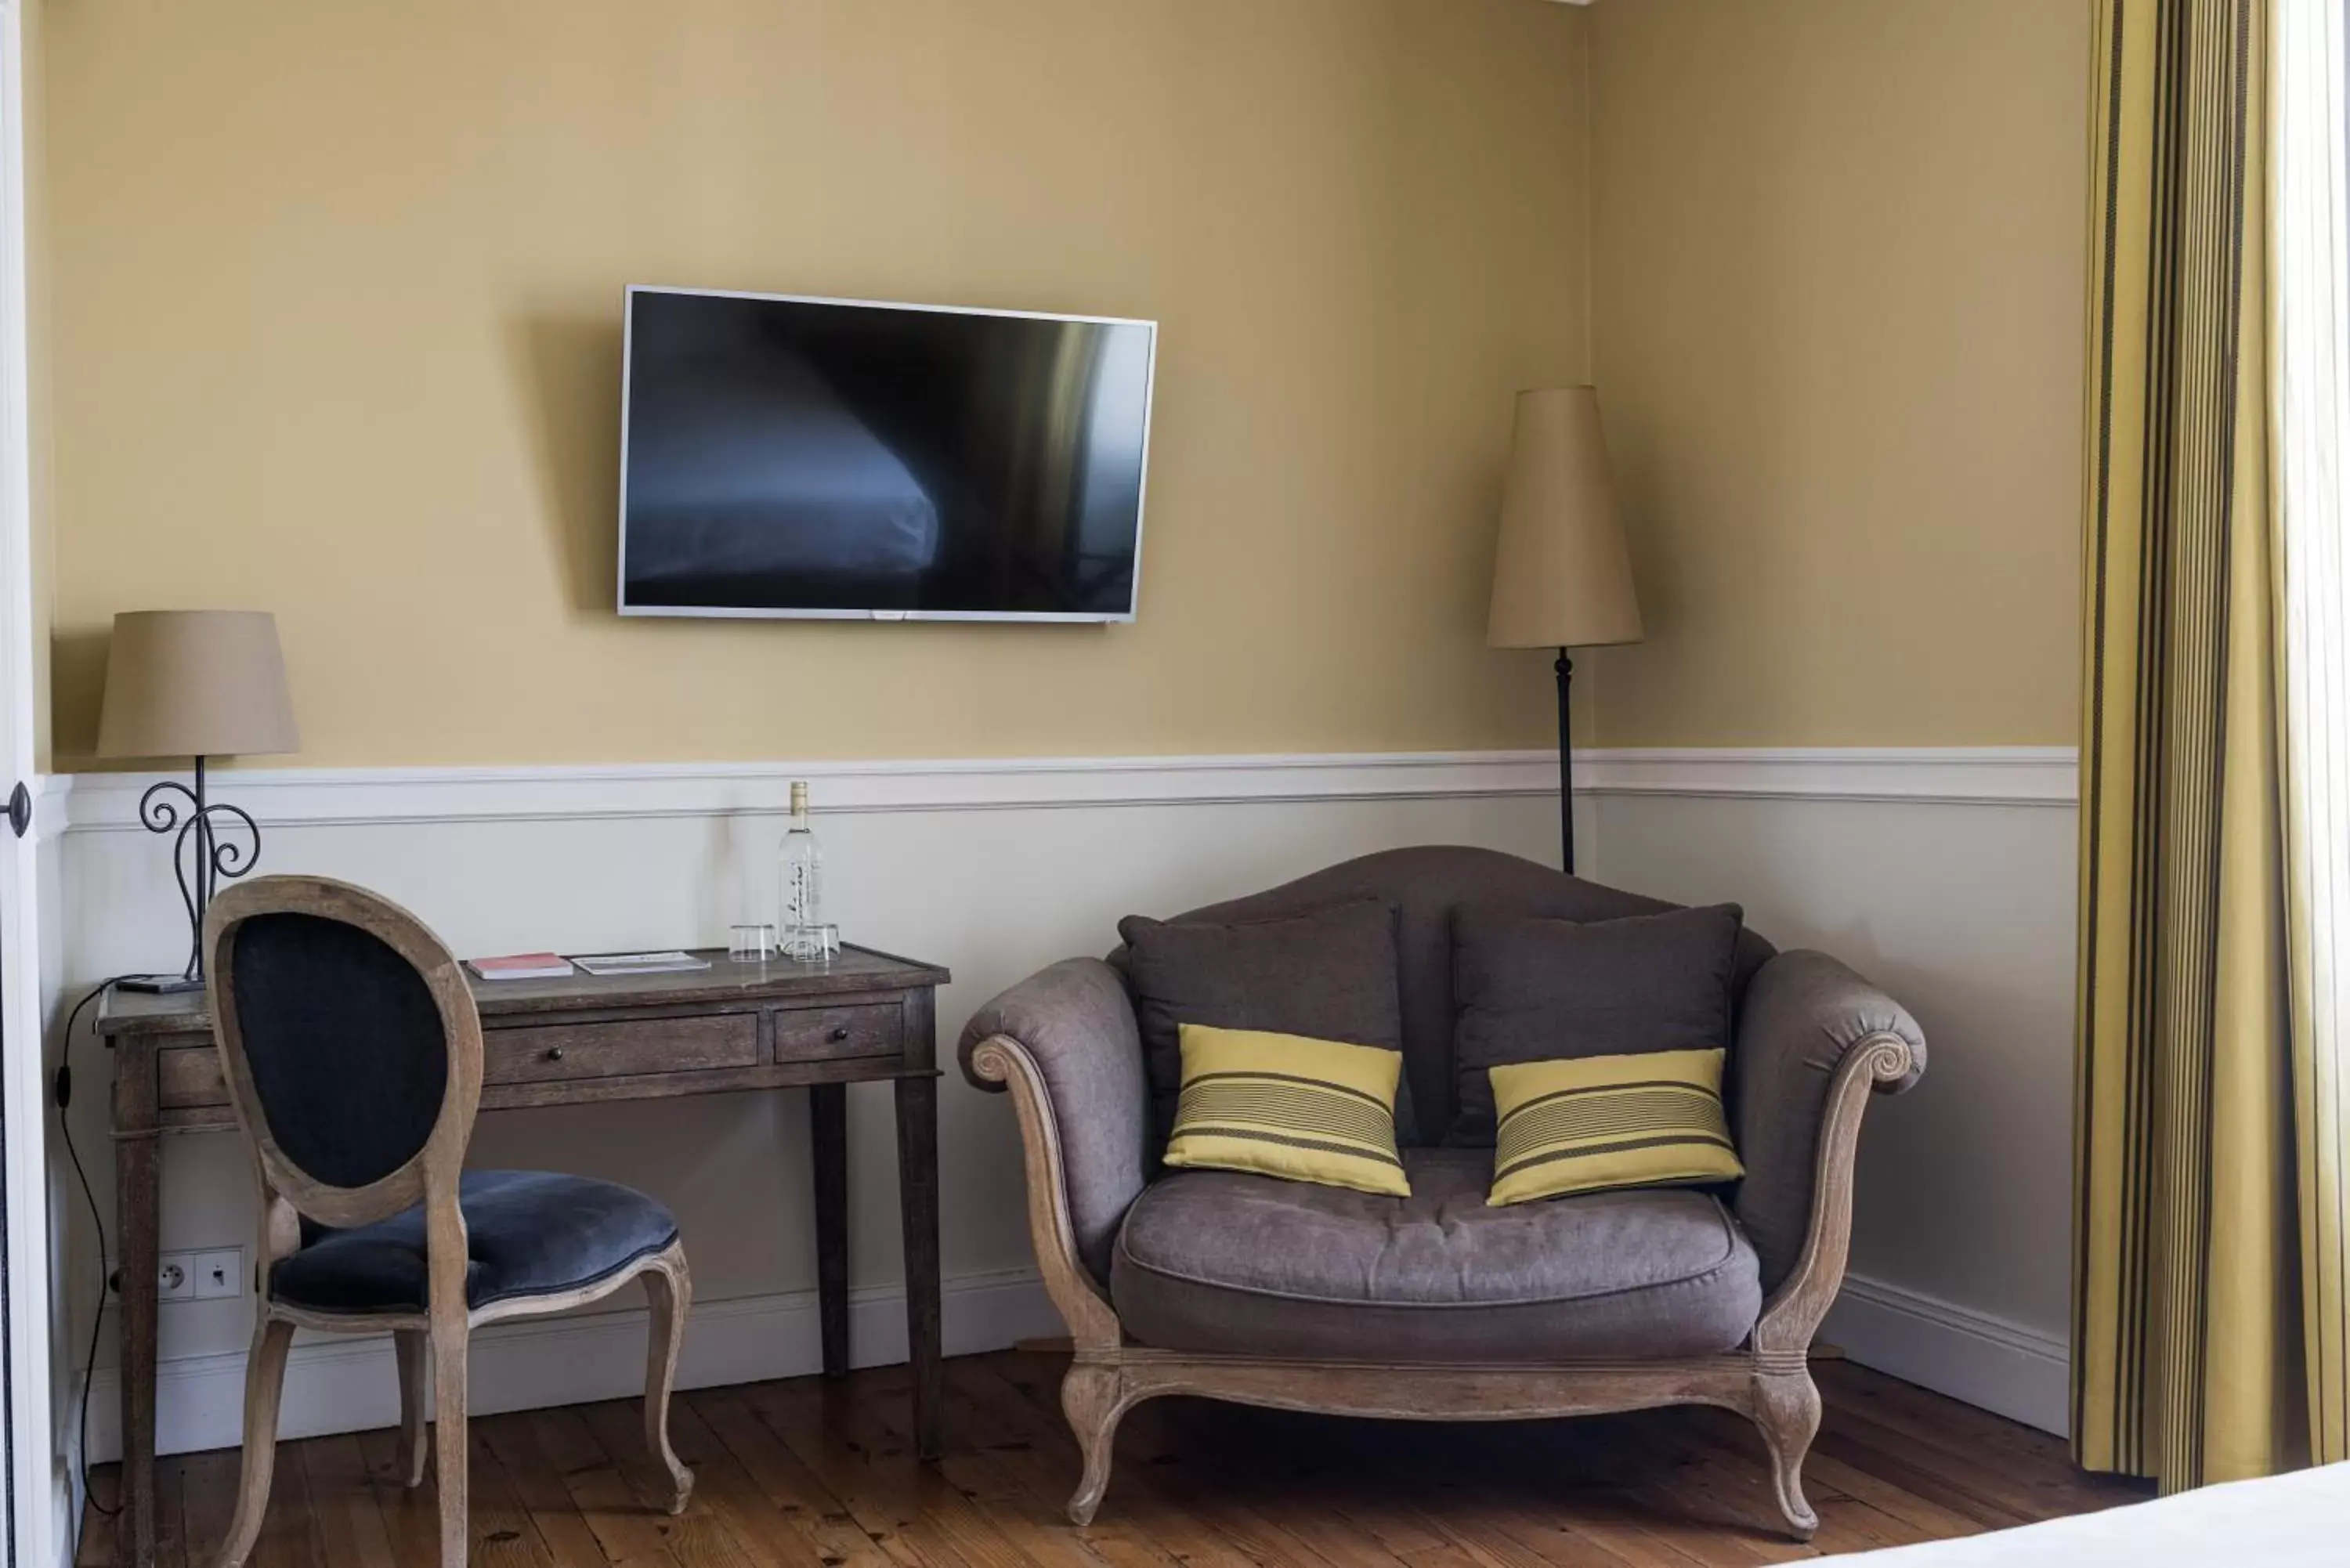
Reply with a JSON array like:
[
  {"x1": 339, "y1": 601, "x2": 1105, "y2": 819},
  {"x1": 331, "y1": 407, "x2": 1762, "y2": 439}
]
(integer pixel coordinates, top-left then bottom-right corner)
[{"x1": 783, "y1": 862, "x2": 818, "y2": 929}]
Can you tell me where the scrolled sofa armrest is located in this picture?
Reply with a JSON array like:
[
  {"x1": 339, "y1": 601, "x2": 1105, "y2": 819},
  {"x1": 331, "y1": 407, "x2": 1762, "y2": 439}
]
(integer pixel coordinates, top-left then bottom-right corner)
[
  {"x1": 1731, "y1": 950, "x2": 1927, "y2": 1297},
  {"x1": 959, "y1": 958, "x2": 1152, "y2": 1290}
]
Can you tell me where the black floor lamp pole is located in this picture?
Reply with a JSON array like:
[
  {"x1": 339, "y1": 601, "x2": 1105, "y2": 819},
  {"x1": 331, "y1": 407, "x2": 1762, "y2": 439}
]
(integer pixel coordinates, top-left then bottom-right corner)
[{"x1": 1556, "y1": 648, "x2": 1575, "y2": 876}]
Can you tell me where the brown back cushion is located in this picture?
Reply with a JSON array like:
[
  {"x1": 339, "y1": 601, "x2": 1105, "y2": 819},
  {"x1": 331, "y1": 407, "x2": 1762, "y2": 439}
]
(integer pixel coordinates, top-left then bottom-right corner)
[
  {"x1": 1118, "y1": 899, "x2": 1405, "y2": 1147},
  {"x1": 1114, "y1": 847, "x2": 1778, "y2": 1145},
  {"x1": 1447, "y1": 903, "x2": 1745, "y2": 1146}
]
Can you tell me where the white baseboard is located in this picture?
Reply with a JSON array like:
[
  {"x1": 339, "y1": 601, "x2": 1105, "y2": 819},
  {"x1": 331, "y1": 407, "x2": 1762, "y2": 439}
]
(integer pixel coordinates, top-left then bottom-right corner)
[
  {"x1": 78, "y1": 1263, "x2": 2066, "y2": 1465},
  {"x1": 78, "y1": 1266, "x2": 1061, "y2": 1465},
  {"x1": 1824, "y1": 1274, "x2": 2070, "y2": 1436}
]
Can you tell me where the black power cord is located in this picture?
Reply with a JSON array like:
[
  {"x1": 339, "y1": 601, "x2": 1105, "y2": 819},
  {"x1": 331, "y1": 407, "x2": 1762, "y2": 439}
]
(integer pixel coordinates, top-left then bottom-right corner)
[{"x1": 56, "y1": 975, "x2": 150, "y2": 1519}]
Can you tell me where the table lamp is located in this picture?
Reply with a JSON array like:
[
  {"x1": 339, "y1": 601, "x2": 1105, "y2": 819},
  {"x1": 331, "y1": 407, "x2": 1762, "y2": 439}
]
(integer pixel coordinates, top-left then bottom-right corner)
[
  {"x1": 96, "y1": 610, "x2": 300, "y2": 992},
  {"x1": 1487, "y1": 386, "x2": 1644, "y2": 875}
]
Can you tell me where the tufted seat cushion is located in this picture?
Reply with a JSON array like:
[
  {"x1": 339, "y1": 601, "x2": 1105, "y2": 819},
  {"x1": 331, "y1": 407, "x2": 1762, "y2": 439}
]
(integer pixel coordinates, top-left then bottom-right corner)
[
  {"x1": 271, "y1": 1170, "x2": 680, "y2": 1316},
  {"x1": 1108, "y1": 1148, "x2": 1761, "y2": 1361}
]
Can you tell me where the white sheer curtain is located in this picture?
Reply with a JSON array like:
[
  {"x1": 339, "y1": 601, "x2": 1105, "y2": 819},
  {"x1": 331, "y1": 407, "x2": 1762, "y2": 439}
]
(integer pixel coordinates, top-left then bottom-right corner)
[{"x1": 2274, "y1": 0, "x2": 2350, "y2": 1461}]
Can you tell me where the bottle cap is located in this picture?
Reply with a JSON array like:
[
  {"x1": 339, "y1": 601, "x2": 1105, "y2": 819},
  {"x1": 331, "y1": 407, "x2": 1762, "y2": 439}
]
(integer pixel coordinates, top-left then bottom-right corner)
[{"x1": 790, "y1": 781, "x2": 809, "y2": 815}]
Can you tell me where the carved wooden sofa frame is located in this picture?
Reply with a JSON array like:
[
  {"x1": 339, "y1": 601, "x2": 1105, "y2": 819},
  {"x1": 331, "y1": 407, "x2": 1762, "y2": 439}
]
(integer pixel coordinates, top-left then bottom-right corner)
[{"x1": 958, "y1": 849, "x2": 1926, "y2": 1541}]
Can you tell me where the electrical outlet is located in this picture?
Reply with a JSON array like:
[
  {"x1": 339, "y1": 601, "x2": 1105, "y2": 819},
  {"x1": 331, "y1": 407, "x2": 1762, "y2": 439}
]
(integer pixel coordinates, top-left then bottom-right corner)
[
  {"x1": 157, "y1": 1248, "x2": 244, "y2": 1303},
  {"x1": 192, "y1": 1248, "x2": 244, "y2": 1301}
]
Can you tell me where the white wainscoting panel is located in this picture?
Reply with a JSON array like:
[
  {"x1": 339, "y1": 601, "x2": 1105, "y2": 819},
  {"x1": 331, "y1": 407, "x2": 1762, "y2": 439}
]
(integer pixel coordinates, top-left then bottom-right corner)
[
  {"x1": 1589, "y1": 768, "x2": 2081, "y2": 1436},
  {"x1": 47, "y1": 745, "x2": 2080, "y2": 1475},
  {"x1": 53, "y1": 751, "x2": 1567, "y2": 1468}
]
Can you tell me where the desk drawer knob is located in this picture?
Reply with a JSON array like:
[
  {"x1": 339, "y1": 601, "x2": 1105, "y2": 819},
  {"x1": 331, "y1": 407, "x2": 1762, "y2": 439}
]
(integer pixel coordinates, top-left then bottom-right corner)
[
  {"x1": 829, "y1": 1025, "x2": 851, "y2": 1042},
  {"x1": 545, "y1": 1046, "x2": 566, "y2": 1062}
]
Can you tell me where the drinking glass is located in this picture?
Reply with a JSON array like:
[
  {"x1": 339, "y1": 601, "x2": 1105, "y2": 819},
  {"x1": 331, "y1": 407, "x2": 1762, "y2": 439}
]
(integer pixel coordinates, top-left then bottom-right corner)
[{"x1": 728, "y1": 923, "x2": 779, "y2": 962}]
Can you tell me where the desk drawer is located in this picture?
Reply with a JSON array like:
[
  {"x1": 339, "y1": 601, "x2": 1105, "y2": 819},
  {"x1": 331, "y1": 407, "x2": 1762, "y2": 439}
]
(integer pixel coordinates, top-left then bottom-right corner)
[
  {"x1": 486, "y1": 1013, "x2": 758, "y2": 1086},
  {"x1": 150, "y1": 1005, "x2": 891, "y2": 1110},
  {"x1": 157, "y1": 1046, "x2": 229, "y2": 1111},
  {"x1": 774, "y1": 1003, "x2": 901, "y2": 1063}
]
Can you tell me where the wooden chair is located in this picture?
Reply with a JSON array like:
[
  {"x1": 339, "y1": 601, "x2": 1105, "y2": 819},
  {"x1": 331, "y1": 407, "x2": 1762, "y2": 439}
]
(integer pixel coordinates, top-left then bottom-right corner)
[{"x1": 200, "y1": 875, "x2": 695, "y2": 1568}]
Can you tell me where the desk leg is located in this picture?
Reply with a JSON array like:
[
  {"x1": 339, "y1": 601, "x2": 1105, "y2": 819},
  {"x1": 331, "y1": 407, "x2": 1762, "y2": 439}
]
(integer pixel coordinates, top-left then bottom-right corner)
[
  {"x1": 809, "y1": 1083, "x2": 850, "y2": 1379},
  {"x1": 893, "y1": 1075, "x2": 942, "y2": 1461},
  {"x1": 112, "y1": 1126, "x2": 161, "y2": 1568}
]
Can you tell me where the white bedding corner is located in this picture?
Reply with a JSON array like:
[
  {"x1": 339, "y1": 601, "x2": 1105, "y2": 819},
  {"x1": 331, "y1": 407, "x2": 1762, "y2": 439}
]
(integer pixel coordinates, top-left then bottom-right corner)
[{"x1": 1828, "y1": 1461, "x2": 2350, "y2": 1564}]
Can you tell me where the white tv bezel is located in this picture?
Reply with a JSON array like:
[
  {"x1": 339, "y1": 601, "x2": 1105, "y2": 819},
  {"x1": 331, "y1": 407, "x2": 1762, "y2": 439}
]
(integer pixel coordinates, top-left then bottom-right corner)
[{"x1": 615, "y1": 284, "x2": 1159, "y2": 625}]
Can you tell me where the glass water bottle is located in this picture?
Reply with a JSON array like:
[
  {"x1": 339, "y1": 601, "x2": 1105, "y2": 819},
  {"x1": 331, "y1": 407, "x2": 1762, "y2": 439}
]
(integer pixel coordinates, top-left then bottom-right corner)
[{"x1": 778, "y1": 781, "x2": 826, "y2": 958}]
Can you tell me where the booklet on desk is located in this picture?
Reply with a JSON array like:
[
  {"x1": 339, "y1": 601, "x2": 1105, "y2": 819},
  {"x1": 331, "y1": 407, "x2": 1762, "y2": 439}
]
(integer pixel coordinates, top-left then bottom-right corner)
[
  {"x1": 467, "y1": 952, "x2": 576, "y2": 981},
  {"x1": 569, "y1": 951, "x2": 713, "y2": 977}
]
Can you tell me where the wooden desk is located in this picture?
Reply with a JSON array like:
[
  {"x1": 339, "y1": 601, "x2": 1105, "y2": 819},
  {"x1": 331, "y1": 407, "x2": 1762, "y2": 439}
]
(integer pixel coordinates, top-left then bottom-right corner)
[{"x1": 98, "y1": 944, "x2": 951, "y2": 1568}]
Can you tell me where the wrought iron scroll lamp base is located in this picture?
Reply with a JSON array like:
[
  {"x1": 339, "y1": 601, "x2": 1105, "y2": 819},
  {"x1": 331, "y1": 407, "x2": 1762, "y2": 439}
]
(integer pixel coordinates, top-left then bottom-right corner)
[{"x1": 117, "y1": 755, "x2": 262, "y2": 994}]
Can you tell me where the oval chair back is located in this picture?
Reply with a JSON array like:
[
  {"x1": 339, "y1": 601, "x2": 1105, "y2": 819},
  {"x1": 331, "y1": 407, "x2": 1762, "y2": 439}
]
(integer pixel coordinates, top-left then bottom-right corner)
[{"x1": 203, "y1": 875, "x2": 483, "y2": 1230}]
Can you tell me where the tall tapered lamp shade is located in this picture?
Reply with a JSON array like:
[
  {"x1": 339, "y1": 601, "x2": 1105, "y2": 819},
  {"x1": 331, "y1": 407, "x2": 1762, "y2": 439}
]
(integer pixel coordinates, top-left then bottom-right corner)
[
  {"x1": 96, "y1": 610, "x2": 299, "y2": 991},
  {"x1": 1487, "y1": 387, "x2": 1643, "y2": 875}
]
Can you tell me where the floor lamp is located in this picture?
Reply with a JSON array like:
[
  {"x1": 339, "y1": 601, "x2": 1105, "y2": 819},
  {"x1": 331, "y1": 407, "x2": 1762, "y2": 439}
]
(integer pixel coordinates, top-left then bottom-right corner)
[{"x1": 1487, "y1": 386, "x2": 1644, "y2": 876}]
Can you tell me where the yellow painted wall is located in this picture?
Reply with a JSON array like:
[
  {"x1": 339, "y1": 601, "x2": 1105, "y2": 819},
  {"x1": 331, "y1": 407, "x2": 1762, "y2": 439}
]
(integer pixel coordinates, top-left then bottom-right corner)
[
  {"x1": 43, "y1": 0, "x2": 1589, "y2": 768},
  {"x1": 1583, "y1": 0, "x2": 2091, "y2": 747}
]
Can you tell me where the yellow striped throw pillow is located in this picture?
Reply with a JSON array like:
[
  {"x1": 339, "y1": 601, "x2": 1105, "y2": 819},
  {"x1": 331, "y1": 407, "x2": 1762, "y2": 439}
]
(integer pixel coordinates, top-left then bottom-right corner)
[
  {"x1": 1488, "y1": 1049, "x2": 1743, "y2": 1207},
  {"x1": 1163, "y1": 1024, "x2": 1410, "y2": 1197}
]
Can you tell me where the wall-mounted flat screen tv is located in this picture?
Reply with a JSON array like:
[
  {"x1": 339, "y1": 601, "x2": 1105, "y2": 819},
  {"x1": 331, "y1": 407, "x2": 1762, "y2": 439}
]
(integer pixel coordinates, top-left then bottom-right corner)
[{"x1": 618, "y1": 287, "x2": 1157, "y2": 622}]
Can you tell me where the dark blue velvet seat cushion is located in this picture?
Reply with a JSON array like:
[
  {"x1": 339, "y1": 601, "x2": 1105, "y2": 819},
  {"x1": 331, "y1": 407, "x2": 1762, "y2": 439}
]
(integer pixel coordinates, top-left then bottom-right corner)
[{"x1": 271, "y1": 1170, "x2": 680, "y2": 1316}]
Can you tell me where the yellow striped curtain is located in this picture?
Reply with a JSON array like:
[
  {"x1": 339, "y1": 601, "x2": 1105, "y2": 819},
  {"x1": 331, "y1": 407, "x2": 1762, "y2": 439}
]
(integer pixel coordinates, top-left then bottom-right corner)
[{"x1": 2076, "y1": 0, "x2": 2350, "y2": 1490}]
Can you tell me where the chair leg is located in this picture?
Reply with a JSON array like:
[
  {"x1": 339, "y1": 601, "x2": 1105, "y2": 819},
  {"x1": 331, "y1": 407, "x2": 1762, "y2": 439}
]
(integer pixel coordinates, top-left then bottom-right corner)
[
  {"x1": 1061, "y1": 1361, "x2": 1127, "y2": 1526},
  {"x1": 394, "y1": 1330, "x2": 430, "y2": 1487},
  {"x1": 1751, "y1": 1367, "x2": 1823, "y2": 1542},
  {"x1": 642, "y1": 1245, "x2": 696, "y2": 1514},
  {"x1": 431, "y1": 1320, "x2": 468, "y2": 1568},
  {"x1": 204, "y1": 1317, "x2": 295, "y2": 1568}
]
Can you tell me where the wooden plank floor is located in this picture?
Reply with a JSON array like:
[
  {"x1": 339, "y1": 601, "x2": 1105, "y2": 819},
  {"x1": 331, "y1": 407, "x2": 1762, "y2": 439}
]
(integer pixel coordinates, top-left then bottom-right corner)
[{"x1": 78, "y1": 1352, "x2": 2150, "y2": 1567}]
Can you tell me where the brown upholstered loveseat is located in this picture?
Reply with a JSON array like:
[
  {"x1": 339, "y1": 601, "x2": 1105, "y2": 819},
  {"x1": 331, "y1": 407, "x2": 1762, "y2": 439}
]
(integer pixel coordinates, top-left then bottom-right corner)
[{"x1": 957, "y1": 846, "x2": 1926, "y2": 1537}]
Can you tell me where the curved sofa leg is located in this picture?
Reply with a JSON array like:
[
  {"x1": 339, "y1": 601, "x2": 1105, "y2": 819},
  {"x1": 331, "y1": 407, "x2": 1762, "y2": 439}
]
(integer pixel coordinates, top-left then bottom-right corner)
[
  {"x1": 1061, "y1": 1361, "x2": 1129, "y2": 1526},
  {"x1": 1751, "y1": 1367, "x2": 1822, "y2": 1541}
]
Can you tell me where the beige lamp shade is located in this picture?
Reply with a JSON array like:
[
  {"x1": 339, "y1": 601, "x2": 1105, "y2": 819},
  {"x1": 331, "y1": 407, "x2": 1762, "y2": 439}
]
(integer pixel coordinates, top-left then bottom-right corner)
[
  {"x1": 1486, "y1": 387, "x2": 1645, "y2": 650},
  {"x1": 96, "y1": 610, "x2": 300, "y2": 760}
]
